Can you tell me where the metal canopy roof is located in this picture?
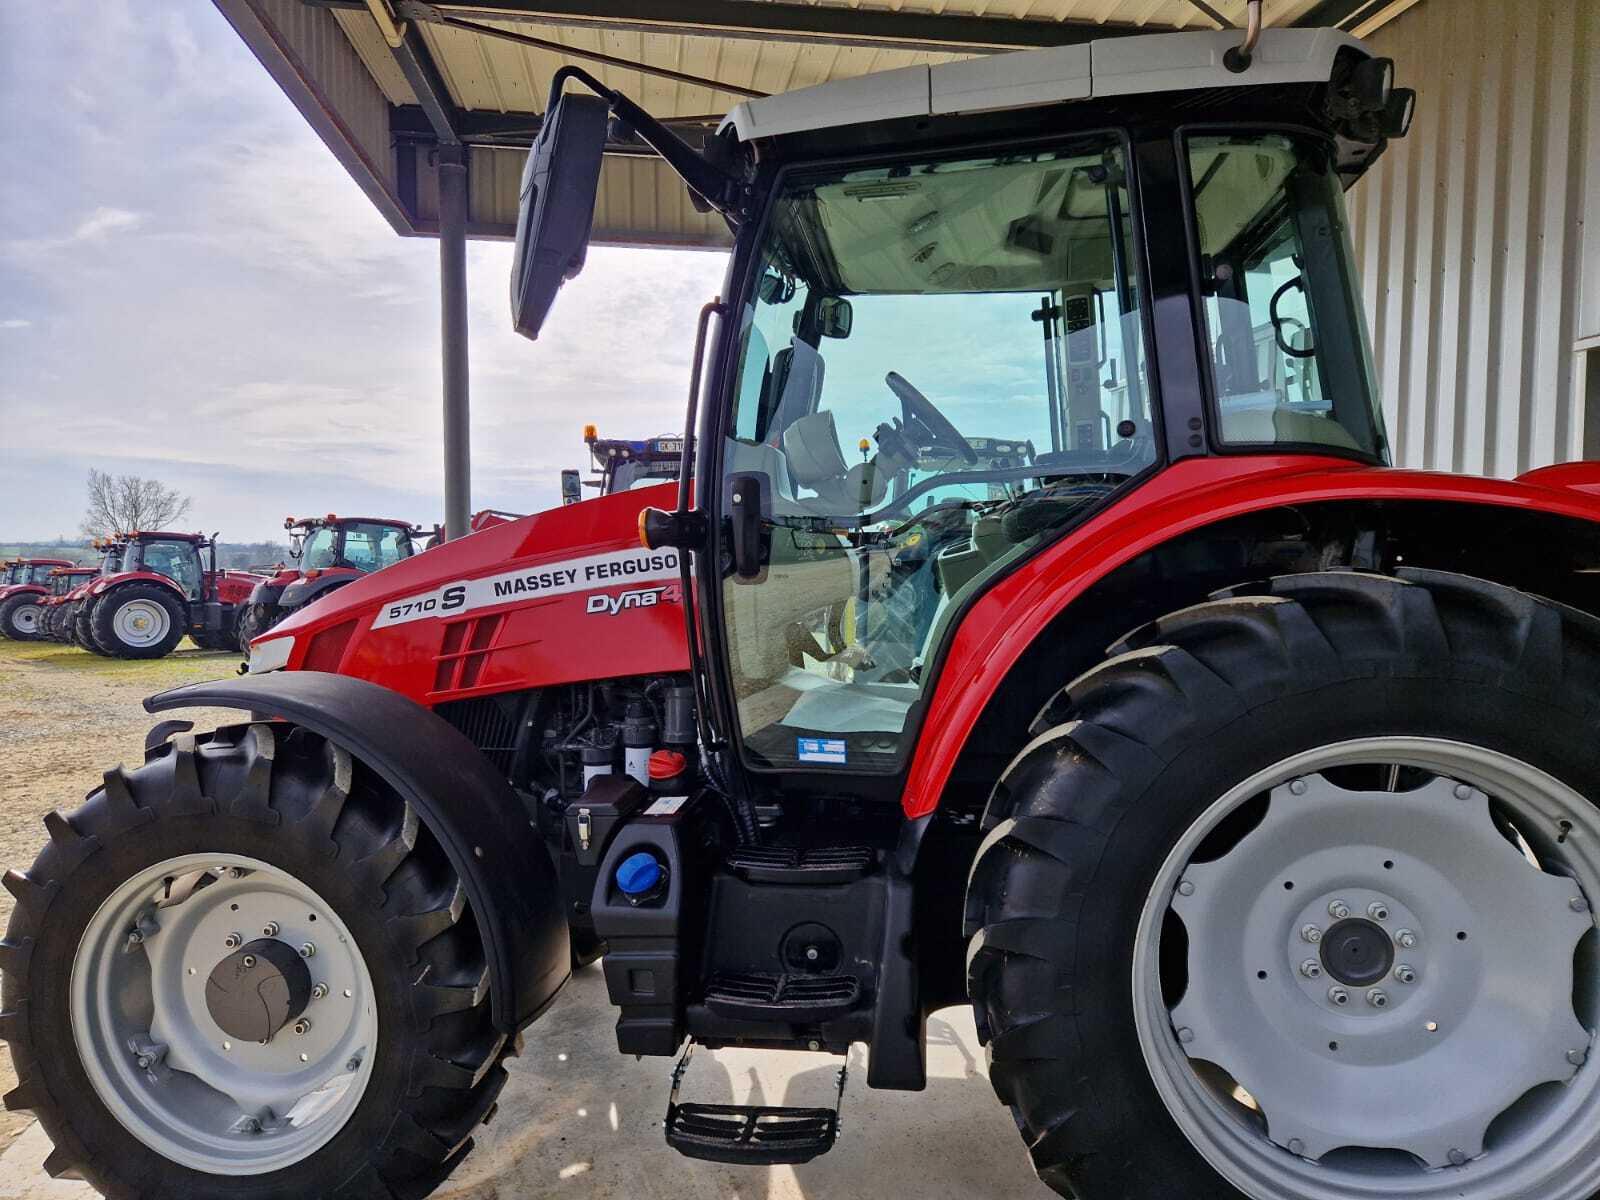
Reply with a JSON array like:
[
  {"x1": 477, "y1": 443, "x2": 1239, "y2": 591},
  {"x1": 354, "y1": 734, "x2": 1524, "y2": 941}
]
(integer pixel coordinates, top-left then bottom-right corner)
[{"x1": 220, "y1": 0, "x2": 1411, "y2": 248}]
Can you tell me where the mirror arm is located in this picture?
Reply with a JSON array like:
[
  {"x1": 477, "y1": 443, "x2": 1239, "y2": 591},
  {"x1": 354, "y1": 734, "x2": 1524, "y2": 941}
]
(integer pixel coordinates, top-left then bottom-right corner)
[{"x1": 548, "y1": 66, "x2": 742, "y2": 217}]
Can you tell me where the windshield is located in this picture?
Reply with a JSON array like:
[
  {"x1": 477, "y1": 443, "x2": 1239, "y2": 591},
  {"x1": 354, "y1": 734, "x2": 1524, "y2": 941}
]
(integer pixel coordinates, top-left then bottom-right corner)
[
  {"x1": 100, "y1": 550, "x2": 123, "y2": 576},
  {"x1": 1186, "y1": 132, "x2": 1386, "y2": 459},
  {"x1": 1, "y1": 565, "x2": 19, "y2": 586},
  {"x1": 131, "y1": 540, "x2": 202, "y2": 598},
  {"x1": 340, "y1": 522, "x2": 413, "y2": 572},
  {"x1": 721, "y1": 136, "x2": 1155, "y2": 772},
  {"x1": 302, "y1": 527, "x2": 339, "y2": 570},
  {"x1": 26, "y1": 565, "x2": 56, "y2": 584}
]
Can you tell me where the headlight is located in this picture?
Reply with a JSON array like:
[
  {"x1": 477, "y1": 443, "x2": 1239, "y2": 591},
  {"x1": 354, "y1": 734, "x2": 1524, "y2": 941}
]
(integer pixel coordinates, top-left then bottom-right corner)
[{"x1": 247, "y1": 635, "x2": 294, "y2": 674}]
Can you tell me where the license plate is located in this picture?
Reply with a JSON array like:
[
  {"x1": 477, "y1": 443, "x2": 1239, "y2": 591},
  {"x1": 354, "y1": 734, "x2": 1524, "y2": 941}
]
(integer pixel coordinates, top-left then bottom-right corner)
[{"x1": 655, "y1": 439, "x2": 683, "y2": 453}]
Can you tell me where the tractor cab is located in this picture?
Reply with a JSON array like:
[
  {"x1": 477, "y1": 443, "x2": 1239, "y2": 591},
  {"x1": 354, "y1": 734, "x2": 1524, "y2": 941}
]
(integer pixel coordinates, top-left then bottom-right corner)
[
  {"x1": 573, "y1": 426, "x2": 685, "y2": 498},
  {"x1": 125, "y1": 534, "x2": 205, "y2": 601}
]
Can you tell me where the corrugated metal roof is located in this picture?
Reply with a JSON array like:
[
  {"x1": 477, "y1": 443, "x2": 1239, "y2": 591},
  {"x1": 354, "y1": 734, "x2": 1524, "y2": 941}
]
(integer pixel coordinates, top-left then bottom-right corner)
[{"x1": 239, "y1": 0, "x2": 1408, "y2": 245}]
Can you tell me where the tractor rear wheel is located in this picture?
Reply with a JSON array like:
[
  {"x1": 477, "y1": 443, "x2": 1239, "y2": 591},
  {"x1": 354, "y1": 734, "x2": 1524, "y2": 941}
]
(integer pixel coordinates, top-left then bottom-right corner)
[
  {"x1": 91, "y1": 584, "x2": 185, "y2": 659},
  {"x1": 966, "y1": 569, "x2": 1600, "y2": 1200},
  {"x1": 45, "y1": 605, "x2": 71, "y2": 642},
  {"x1": 0, "y1": 723, "x2": 513, "y2": 1199},
  {"x1": 0, "y1": 595, "x2": 43, "y2": 641},
  {"x1": 74, "y1": 602, "x2": 110, "y2": 655}
]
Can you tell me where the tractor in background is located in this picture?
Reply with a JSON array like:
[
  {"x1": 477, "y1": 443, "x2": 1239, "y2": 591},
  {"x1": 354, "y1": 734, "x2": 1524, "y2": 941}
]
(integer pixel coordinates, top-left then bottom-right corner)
[
  {"x1": 570, "y1": 424, "x2": 685, "y2": 499},
  {"x1": 237, "y1": 515, "x2": 418, "y2": 649},
  {"x1": 39, "y1": 565, "x2": 100, "y2": 642},
  {"x1": 73, "y1": 530, "x2": 263, "y2": 658},
  {"x1": 0, "y1": 556, "x2": 78, "y2": 640},
  {"x1": 65, "y1": 538, "x2": 127, "y2": 650}
]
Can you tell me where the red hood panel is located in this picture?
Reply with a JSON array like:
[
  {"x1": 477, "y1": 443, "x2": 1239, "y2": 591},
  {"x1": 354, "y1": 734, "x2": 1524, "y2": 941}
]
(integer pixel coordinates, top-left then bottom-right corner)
[{"x1": 269, "y1": 483, "x2": 689, "y2": 698}]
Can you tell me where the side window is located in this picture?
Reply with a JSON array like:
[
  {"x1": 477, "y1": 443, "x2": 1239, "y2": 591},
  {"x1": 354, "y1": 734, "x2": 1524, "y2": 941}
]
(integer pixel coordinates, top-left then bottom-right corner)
[
  {"x1": 1187, "y1": 133, "x2": 1385, "y2": 458},
  {"x1": 302, "y1": 528, "x2": 339, "y2": 570}
]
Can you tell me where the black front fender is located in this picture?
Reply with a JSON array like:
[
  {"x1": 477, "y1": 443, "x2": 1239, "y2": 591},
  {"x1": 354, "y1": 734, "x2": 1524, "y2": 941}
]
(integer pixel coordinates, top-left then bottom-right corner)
[
  {"x1": 146, "y1": 672, "x2": 569, "y2": 1031},
  {"x1": 280, "y1": 574, "x2": 354, "y2": 609}
]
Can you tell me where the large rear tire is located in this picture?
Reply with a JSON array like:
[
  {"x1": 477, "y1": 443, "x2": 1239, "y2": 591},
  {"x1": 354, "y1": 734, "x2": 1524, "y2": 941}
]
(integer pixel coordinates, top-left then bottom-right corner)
[
  {"x1": 0, "y1": 723, "x2": 513, "y2": 1199},
  {"x1": 74, "y1": 601, "x2": 111, "y2": 655},
  {"x1": 91, "y1": 584, "x2": 185, "y2": 659},
  {"x1": 966, "y1": 569, "x2": 1600, "y2": 1200},
  {"x1": 0, "y1": 595, "x2": 43, "y2": 641}
]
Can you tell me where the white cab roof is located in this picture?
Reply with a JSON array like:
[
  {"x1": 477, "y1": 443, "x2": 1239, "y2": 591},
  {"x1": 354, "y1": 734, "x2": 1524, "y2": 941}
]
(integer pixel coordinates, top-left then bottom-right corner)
[{"x1": 722, "y1": 28, "x2": 1368, "y2": 142}]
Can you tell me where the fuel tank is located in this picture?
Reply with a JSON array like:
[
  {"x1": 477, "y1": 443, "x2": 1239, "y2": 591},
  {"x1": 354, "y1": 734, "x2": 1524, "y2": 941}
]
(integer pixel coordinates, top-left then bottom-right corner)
[{"x1": 252, "y1": 483, "x2": 689, "y2": 703}]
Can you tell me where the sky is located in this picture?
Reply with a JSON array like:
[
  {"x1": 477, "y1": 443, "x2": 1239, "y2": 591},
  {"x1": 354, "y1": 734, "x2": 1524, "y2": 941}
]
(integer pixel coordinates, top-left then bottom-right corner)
[{"x1": 0, "y1": 2, "x2": 726, "y2": 544}]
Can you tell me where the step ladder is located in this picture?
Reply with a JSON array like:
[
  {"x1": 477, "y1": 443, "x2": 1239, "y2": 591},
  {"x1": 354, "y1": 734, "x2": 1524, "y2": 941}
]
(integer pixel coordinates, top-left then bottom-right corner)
[{"x1": 663, "y1": 1044, "x2": 848, "y2": 1165}]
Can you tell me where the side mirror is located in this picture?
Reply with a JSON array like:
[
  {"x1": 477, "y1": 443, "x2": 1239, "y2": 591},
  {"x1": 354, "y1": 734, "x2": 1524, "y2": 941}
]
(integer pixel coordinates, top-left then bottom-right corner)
[
  {"x1": 817, "y1": 296, "x2": 853, "y2": 339},
  {"x1": 510, "y1": 93, "x2": 610, "y2": 341},
  {"x1": 560, "y1": 469, "x2": 583, "y2": 505}
]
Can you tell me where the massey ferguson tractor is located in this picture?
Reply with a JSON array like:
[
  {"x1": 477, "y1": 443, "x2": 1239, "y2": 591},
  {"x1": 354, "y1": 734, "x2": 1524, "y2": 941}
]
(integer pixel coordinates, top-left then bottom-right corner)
[
  {"x1": 70, "y1": 530, "x2": 264, "y2": 658},
  {"x1": 236, "y1": 515, "x2": 418, "y2": 649},
  {"x1": 0, "y1": 556, "x2": 76, "y2": 640},
  {"x1": 12, "y1": 20, "x2": 1600, "y2": 1200},
  {"x1": 38, "y1": 566, "x2": 100, "y2": 642}
]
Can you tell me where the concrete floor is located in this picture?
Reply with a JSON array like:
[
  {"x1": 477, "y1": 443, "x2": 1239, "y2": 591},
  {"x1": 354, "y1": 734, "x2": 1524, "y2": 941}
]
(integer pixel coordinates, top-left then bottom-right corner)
[{"x1": 0, "y1": 969, "x2": 1043, "y2": 1199}]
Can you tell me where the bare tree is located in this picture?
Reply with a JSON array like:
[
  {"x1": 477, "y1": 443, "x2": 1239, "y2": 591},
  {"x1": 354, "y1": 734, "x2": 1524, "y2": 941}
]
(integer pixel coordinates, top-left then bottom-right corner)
[{"x1": 80, "y1": 470, "x2": 193, "y2": 538}]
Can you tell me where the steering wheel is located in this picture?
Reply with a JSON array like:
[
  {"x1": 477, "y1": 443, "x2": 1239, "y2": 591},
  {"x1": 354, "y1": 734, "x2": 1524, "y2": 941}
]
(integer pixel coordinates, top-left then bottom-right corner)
[
  {"x1": 1270, "y1": 277, "x2": 1317, "y2": 359},
  {"x1": 885, "y1": 372, "x2": 978, "y2": 465}
]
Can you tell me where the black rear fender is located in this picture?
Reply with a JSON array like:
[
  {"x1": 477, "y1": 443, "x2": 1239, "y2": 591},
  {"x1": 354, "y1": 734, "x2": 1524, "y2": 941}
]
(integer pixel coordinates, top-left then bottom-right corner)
[{"x1": 146, "y1": 671, "x2": 569, "y2": 1031}]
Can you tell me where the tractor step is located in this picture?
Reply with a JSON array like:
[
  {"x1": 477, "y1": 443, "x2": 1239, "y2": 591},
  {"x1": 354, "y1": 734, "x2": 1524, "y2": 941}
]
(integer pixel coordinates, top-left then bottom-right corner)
[
  {"x1": 703, "y1": 972, "x2": 862, "y2": 1022},
  {"x1": 724, "y1": 845, "x2": 873, "y2": 885},
  {"x1": 664, "y1": 1046, "x2": 847, "y2": 1165}
]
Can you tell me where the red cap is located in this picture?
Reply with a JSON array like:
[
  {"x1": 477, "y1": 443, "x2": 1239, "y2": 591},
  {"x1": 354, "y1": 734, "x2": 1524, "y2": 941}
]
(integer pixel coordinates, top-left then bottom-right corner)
[{"x1": 648, "y1": 750, "x2": 688, "y2": 780}]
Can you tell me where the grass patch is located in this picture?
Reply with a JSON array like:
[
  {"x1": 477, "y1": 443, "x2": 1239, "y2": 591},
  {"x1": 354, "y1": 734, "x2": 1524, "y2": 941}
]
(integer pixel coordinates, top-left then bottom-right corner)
[{"x1": 0, "y1": 635, "x2": 241, "y2": 688}]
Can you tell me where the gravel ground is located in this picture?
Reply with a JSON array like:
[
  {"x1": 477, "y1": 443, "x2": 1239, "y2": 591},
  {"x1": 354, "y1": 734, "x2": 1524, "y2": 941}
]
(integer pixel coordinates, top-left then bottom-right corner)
[{"x1": 0, "y1": 636, "x2": 242, "y2": 1149}]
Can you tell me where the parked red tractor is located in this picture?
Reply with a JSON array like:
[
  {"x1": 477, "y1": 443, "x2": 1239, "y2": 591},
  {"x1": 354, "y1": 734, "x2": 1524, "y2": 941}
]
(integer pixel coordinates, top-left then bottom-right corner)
[
  {"x1": 37, "y1": 565, "x2": 100, "y2": 642},
  {"x1": 236, "y1": 515, "x2": 418, "y2": 650},
  {"x1": 62, "y1": 538, "x2": 127, "y2": 650},
  {"x1": 0, "y1": 556, "x2": 77, "y2": 640},
  {"x1": 71, "y1": 530, "x2": 264, "y2": 658},
  {"x1": 15, "y1": 21, "x2": 1600, "y2": 1200}
]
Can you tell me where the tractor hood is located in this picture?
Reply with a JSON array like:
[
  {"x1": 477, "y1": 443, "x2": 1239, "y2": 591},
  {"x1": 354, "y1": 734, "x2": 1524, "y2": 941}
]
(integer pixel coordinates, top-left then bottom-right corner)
[{"x1": 251, "y1": 483, "x2": 689, "y2": 701}]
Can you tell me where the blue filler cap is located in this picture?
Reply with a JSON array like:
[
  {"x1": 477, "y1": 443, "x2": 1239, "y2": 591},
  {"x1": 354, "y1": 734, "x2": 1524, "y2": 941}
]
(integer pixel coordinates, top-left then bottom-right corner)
[{"x1": 616, "y1": 852, "x2": 663, "y2": 897}]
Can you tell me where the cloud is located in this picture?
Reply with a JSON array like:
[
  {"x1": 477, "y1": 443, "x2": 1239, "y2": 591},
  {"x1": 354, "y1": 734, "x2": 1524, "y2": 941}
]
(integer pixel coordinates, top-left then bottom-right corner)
[
  {"x1": 0, "y1": 319, "x2": 30, "y2": 330},
  {"x1": 72, "y1": 207, "x2": 145, "y2": 242}
]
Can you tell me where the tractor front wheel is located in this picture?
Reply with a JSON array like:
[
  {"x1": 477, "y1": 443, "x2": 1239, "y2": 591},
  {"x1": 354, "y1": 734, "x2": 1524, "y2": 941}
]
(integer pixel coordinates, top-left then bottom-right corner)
[
  {"x1": 967, "y1": 570, "x2": 1600, "y2": 1200},
  {"x1": 0, "y1": 595, "x2": 44, "y2": 641},
  {"x1": 236, "y1": 603, "x2": 280, "y2": 654},
  {"x1": 0, "y1": 723, "x2": 513, "y2": 1199},
  {"x1": 91, "y1": 584, "x2": 185, "y2": 659}
]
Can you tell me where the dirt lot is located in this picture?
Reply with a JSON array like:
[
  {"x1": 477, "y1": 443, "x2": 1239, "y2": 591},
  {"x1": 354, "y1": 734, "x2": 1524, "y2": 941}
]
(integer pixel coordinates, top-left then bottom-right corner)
[{"x1": 0, "y1": 636, "x2": 243, "y2": 1149}]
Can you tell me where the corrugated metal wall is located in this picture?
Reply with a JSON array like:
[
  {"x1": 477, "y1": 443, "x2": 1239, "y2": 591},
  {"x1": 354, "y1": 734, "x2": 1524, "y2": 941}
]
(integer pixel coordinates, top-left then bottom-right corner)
[{"x1": 1346, "y1": 0, "x2": 1599, "y2": 476}]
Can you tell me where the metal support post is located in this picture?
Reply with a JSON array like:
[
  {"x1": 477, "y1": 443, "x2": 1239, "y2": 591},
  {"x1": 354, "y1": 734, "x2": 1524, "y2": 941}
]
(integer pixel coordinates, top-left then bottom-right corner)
[{"x1": 437, "y1": 143, "x2": 470, "y2": 540}]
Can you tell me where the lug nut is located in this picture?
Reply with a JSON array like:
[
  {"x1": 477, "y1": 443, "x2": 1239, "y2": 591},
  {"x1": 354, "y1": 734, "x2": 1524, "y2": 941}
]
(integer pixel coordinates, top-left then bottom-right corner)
[
  {"x1": 312, "y1": 983, "x2": 329, "y2": 1000},
  {"x1": 1395, "y1": 965, "x2": 1417, "y2": 984},
  {"x1": 224, "y1": 932, "x2": 242, "y2": 950},
  {"x1": 1396, "y1": 929, "x2": 1417, "y2": 948},
  {"x1": 1300, "y1": 959, "x2": 1323, "y2": 979},
  {"x1": 1328, "y1": 900, "x2": 1351, "y2": 920},
  {"x1": 1571, "y1": 897, "x2": 1590, "y2": 914},
  {"x1": 262, "y1": 922, "x2": 280, "y2": 937},
  {"x1": 1367, "y1": 989, "x2": 1389, "y2": 1009},
  {"x1": 1568, "y1": 1048, "x2": 1588, "y2": 1067},
  {"x1": 293, "y1": 1019, "x2": 312, "y2": 1036},
  {"x1": 1454, "y1": 783, "x2": 1473, "y2": 801},
  {"x1": 299, "y1": 943, "x2": 316, "y2": 959},
  {"x1": 1177, "y1": 880, "x2": 1196, "y2": 897},
  {"x1": 1301, "y1": 924, "x2": 1323, "y2": 944},
  {"x1": 241, "y1": 955, "x2": 256, "y2": 969},
  {"x1": 1289, "y1": 779, "x2": 1308, "y2": 796},
  {"x1": 345, "y1": 1056, "x2": 362, "y2": 1073},
  {"x1": 1368, "y1": 902, "x2": 1390, "y2": 921},
  {"x1": 1328, "y1": 986, "x2": 1349, "y2": 1006}
]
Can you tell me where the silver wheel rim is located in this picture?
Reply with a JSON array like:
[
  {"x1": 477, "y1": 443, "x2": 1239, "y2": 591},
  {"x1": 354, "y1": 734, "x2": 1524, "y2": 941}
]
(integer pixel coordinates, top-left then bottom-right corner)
[
  {"x1": 1134, "y1": 737, "x2": 1600, "y2": 1200},
  {"x1": 112, "y1": 599, "x2": 171, "y2": 647},
  {"x1": 11, "y1": 603, "x2": 39, "y2": 634},
  {"x1": 71, "y1": 853, "x2": 378, "y2": 1174}
]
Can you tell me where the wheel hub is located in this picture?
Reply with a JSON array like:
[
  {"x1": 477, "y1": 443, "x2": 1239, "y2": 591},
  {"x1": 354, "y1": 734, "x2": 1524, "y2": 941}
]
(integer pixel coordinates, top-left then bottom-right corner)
[
  {"x1": 1165, "y1": 768, "x2": 1593, "y2": 1170},
  {"x1": 1319, "y1": 917, "x2": 1393, "y2": 987},
  {"x1": 205, "y1": 938, "x2": 313, "y2": 1043}
]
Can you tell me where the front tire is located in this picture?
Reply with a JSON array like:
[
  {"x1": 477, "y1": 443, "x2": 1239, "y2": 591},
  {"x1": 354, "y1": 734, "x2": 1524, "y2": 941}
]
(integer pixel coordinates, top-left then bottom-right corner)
[
  {"x1": 0, "y1": 595, "x2": 43, "y2": 641},
  {"x1": 91, "y1": 584, "x2": 185, "y2": 659},
  {"x1": 237, "y1": 603, "x2": 281, "y2": 654},
  {"x1": 966, "y1": 570, "x2": 1600, "y2": 1200},
  {"x1": 0, "y1": 723, "x2": 512, "y2": 1199}
]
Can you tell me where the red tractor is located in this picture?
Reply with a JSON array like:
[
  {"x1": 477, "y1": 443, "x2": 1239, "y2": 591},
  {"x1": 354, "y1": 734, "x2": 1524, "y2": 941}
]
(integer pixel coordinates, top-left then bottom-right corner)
[
  {"x1": 60, "y1": 538, "x2": 127, "y2": 649},
  {"x1": 38, "y1": 565, "x2": 101, "y2": 642},
  {"x1": 0, "y1": 556, "x2": 77, "y2": 640},
  {"x1": 13, "y1": 23, "x2": 1600, "y2": 1200},
  {"x1": 236, "y1": 515, "x2": 418, "y2": 650},
  {"x1": 72, "y1": 530, "x2": 265, "y2": 658}
]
